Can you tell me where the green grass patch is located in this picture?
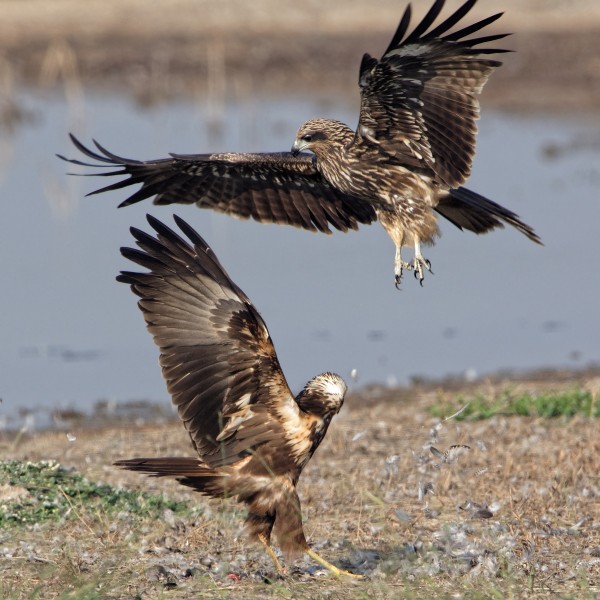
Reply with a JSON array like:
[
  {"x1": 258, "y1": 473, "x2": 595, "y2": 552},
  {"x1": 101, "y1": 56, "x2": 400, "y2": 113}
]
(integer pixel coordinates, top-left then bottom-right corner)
[
  {"x1": 0, "y1": 459, "x2": 191, "y2": 527},
  {"x1": 431, "y1": 388, "x2": 598, "y2": 421}
]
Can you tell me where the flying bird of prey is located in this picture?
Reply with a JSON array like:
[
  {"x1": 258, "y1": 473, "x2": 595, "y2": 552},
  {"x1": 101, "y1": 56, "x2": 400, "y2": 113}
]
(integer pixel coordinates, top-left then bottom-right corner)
[
  {"x1": 60, "y1": 0, "x2": 540, "y2": 286},
  {"x1": 114, "y1": 214, "x2": 361, "y2": 579}
]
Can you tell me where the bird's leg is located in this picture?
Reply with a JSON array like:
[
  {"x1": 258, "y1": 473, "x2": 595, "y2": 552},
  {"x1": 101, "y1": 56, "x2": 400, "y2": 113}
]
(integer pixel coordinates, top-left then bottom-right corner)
[
  {"x1": 394, "y1": 244, "x2": 412, "y2": 289},
  {"x1": 412, "y1": 240, "x2": 432, "y2": 286},
  {"x1": 305, "y1": 547, "x2": 364, "y2": 579},
  {"x1": 258, "y1": 533, "x2": 285, "y2": 575}
]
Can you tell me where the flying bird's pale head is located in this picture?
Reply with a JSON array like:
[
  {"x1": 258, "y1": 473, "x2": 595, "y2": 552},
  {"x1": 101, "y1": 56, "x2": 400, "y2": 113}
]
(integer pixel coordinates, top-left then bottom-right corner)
[{"x1": 291, "y1": 118, "x2": 354, "y2": 157}]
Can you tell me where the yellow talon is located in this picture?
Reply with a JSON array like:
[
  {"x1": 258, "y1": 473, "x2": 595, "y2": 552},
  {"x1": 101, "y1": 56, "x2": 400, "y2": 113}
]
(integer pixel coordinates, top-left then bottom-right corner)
[
  {"x1": 306, "y1": 548, "x2": 364, "y2": 579},
  {"x1": 259, "y1": 534, "x2": 285, "y2": 575}
]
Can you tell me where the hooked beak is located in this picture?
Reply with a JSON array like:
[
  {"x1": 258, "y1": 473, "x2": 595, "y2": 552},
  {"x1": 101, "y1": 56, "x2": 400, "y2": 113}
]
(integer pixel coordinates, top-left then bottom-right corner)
[{"x1": 291, "y1": 139, "x2": 304, "y2": 157}]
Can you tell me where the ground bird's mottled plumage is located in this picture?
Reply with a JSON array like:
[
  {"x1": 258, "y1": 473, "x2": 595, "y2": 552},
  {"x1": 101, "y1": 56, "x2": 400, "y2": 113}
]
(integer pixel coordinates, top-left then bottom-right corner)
[
  {"x1": 60, "y1": 0, "x2": 540, "y2": 285},
  {"x1": 114, "y1": 214, "x2": 360, "y2": 578}
]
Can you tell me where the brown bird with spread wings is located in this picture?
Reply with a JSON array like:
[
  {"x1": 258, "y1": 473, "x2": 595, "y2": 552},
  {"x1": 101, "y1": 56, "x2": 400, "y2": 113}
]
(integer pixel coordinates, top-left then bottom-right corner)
[
  {"x1": 114, "y1": 214, "x2": 361, "y2": 579},
  {"x1": 60, "y1": 0, "x2": 540, "y2": 286}
]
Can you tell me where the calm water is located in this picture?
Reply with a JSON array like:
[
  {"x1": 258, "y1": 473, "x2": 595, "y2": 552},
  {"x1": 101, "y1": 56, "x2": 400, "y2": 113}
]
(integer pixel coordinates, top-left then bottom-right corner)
[{"x1": 1, "y1": 90, "x2": 599, "y2": 429}]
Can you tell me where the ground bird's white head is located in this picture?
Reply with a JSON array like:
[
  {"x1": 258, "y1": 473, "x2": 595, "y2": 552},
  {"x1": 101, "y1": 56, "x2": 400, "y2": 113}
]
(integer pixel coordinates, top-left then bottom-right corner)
[
  {"x1": 296, "y1": 372, "x2": 347, "y2": 417},
  {"x1": 292, "y1": 118, "x2": 354, "y2": 158}
]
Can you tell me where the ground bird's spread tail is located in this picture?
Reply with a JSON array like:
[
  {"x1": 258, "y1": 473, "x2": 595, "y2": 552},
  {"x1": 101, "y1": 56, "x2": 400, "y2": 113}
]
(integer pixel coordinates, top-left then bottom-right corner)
[
  {"x1": 114, "y1": 457, "x2": 230, "y2": 497},
  {"x1": 114, "y1": 214, "x2": 360, "y2": 578},
  {"x1": 60, "y1": 0, "x2": 539, "y2": 288}
]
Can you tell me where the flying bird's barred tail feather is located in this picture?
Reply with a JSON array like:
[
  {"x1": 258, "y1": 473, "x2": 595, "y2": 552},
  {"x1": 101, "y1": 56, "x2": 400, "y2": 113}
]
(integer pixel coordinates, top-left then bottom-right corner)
[{"x1": 436, "y1": 187, "x2": 542, "y2": 244}]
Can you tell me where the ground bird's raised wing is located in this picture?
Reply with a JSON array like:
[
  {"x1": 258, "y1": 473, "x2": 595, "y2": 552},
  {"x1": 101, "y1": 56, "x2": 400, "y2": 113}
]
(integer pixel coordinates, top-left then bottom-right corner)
[
  {"x1": 118, "y1": 214, "x2": 305, "y2": 470},
  {"x1": 115, "y1": 215, "x2": 357, "y2": 577},
  {"x1": 60, "y1": 135, "x2": 376, "y2": 234},
  {"x1": 356, "y1": 0, "x2": 509, "y2": 188}
]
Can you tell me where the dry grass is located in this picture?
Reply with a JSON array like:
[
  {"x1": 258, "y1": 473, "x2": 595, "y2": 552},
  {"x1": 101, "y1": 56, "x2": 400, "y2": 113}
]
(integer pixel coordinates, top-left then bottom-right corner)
[{"x1": 1, "y1": 373, "x2": 599, "y2": 599}]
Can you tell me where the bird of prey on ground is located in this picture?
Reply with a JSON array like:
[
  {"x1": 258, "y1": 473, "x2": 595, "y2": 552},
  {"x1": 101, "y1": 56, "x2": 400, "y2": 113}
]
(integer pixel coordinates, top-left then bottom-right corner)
[
  {"x1": 60, "y1": 0, "x2": 541, "y2": 286},
  {"x1": 114, "y1": 214, "x2": 361, "y2": 579}
]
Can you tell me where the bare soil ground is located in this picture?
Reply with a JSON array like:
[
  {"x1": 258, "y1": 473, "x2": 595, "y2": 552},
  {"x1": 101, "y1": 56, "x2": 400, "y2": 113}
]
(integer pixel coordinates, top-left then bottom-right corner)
[
  {"x1": 1, "y1": 0, "x2": 600, "y2": 113},
  {"x1": 2, "y1": 369, "x2": 599, "y2": 598}
]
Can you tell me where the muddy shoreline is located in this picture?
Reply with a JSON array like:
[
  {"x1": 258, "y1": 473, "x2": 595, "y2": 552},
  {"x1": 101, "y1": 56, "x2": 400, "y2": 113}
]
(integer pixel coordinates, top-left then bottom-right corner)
[{"x1": 6, "y1": 363, "x2": 600, "y2": 434}]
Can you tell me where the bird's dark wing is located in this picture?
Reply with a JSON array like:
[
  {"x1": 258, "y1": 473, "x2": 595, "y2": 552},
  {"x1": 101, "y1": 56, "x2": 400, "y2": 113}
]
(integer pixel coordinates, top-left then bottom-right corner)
[
  {"x1": 118, "y1": 214, "x2": 311, "y2": 469},
  {"x1": 60, "y1": 135, "x2": 376, "y2": 233},
  {"x1": 355, "y1": 0, "x2": 509, "y2": 188}
]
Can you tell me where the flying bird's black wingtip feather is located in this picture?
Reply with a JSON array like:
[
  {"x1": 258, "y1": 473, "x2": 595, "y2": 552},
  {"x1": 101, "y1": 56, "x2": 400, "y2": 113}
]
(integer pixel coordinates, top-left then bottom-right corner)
[
  {"x1": 522, "y1": 226, "x2": 543, "y2": 246},
  {"x1": 403, "y1": 0, "x2": 445, "y2": 45},
  {"x1": 67, "y1": 133, "x2": 110, "y2": 163},
  {"x1": 92, "y1": 138, "x2": 141, "y2": 165},
  {"x1": 424, "y1": 0, "x2": 476, "y2": 40},
  {"x1": 65, "y1": 133, "x2": 142, "y2": 167},
  {"x1": 383, "y1": 2, "x2": 412, "y2": 55},
  {"x1": 445, "y1": 14, "x2": 509, "y2": 45},
  {"x1": 383, "y1": 0, "x2": 507, "y2": 56}
]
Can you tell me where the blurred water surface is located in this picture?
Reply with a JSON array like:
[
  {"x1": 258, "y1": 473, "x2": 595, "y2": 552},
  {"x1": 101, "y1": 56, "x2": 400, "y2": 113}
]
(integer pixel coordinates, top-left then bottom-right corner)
[{"x1": 1, "y1": 90, "x2": 598, "y2": 429}]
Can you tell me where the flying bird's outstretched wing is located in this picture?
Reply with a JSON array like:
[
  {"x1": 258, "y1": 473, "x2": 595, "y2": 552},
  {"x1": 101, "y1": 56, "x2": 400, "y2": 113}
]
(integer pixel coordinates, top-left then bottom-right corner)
[
  {"x1": 60, "y1": 135, "x2": 376, "y2": 233},
  {"x1": 118, "y1": 214, "x2": 306, "y2": 470},
  {"x1": 356, "y1": 0, "x2": 509, "y2": 188}
]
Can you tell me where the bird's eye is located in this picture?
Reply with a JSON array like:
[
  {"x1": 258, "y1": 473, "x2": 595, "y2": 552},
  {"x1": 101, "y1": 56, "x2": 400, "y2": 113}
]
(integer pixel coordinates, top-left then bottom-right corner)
[{"x1": 301, "y1": 134, "x2": 312, "y2": 142}]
